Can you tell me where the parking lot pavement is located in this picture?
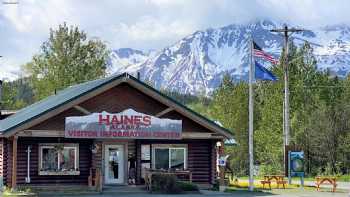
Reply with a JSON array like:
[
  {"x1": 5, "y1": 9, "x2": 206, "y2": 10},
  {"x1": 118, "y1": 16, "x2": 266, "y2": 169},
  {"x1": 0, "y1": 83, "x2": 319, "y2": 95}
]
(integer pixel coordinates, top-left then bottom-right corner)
[
  {"x1": 294, "y1": 180, "x2": 350, "y2": 190},
  {"x1": 39, "y1": 189, "x2": 349, "y2": 197}
]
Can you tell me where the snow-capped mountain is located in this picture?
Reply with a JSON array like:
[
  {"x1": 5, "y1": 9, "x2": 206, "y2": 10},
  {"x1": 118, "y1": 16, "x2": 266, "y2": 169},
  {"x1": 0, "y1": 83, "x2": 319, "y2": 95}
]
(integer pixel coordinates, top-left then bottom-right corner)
[
  {"x1": 107, "y1": 48, "x2": 149, "y2": 74},
  {"x1": 108, "y1": 20, "x2": 350, "y2": 95}
]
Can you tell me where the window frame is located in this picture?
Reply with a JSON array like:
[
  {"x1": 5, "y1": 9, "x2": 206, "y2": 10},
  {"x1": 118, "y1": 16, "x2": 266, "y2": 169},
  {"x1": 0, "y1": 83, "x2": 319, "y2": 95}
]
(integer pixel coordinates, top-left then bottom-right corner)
[
  {"x1": 38, "y1": 143, "x2": 80, "y2": 176},
  {"x1": 152, "y1": 144, "x2": 188, "y2": 170}
]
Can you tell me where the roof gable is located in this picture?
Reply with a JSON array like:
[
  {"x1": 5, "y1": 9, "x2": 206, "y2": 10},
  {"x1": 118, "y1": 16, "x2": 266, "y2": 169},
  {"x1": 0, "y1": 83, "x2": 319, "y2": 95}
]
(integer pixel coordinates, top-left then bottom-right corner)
[{"x1": 0, "y1": 73, "x2": 234, "y2": 139}]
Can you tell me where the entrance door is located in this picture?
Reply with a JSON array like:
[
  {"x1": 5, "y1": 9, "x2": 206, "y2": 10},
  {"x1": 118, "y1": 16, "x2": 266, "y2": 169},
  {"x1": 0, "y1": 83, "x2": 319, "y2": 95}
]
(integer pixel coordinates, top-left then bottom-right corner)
[{"x1": 104, "y1": 145, "x2": 124, "y2": 184}]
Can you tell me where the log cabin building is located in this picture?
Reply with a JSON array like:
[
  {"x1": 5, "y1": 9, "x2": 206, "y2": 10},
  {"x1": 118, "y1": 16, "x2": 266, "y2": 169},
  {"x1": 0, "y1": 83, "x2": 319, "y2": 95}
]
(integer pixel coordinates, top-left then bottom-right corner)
[{"x1": 0, "y1": 73, "x2": 234, "y2": 190}]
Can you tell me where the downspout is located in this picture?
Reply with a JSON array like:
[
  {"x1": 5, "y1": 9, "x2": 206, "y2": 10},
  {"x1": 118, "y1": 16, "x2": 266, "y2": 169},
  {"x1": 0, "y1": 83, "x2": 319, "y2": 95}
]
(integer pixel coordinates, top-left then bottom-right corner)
[{"x1": 25, "y1": 145, "x2": 31, "y2": 183}]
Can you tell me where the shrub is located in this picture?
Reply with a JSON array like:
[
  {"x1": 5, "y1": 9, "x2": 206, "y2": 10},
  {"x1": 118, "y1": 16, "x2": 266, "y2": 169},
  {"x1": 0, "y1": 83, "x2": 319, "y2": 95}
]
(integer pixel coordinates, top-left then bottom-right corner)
[
  {"x1": 258, "y1": 164, "x2": 282, "y2": 176},
  {"x1": 176, "y1": 181, "x2": 199, "y2": 191},
  {"x1": 212, "y1": 178, "x2": 219, "y2": 191},
  {"x1": 152, "y1": 173, "x2": 182, "y2": 194}
]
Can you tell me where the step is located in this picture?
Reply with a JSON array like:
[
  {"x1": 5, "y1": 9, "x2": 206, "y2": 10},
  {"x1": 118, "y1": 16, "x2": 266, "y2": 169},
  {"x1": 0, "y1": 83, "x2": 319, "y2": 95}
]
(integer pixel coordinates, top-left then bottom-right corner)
[
  {"x1": 22, "y1": 185, "x2": 100, "y2": 197},
  {"x1": 102, "y1": 185, "x2": 147, "y2": 194}
]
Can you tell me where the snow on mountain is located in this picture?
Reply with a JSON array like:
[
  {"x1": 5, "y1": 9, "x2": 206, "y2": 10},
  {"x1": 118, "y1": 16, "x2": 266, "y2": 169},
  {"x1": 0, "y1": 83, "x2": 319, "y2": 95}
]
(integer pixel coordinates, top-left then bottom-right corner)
[
  {"x1": 108, "y1": 20, "x2": 350, "y2": 95},
  {"x1": 106, "y1": 48, "x2": 149, "y2": 75}
]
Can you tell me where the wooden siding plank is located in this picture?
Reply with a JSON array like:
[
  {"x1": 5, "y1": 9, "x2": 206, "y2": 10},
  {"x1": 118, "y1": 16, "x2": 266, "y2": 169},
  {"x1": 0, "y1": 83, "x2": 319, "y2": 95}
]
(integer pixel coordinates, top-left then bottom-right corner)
[
  {"x1": 3, "y1": 138, "x2": 9, "y2": 186},
  {"x1": 0, "y1": 138, "x2": 3, "y2": 184},
  {"x1": 12, "y1": 136, "x2": 17, "y2": 188}
]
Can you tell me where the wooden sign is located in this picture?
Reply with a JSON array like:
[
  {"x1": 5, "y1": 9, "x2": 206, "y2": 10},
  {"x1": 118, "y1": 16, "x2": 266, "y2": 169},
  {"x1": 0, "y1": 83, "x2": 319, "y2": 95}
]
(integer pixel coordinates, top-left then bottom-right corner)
[{"x1": 65, "y1": 109, "x2": 182, "y2": 139}]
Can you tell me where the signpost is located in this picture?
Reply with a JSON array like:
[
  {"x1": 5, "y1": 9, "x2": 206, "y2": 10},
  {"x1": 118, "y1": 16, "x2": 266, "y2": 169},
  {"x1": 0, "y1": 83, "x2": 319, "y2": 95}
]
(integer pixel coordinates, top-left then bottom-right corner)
[
  {"x1": 218, "y1": 155, "x2": 229, "y2": 192},
  {"x1": 65, "y1": 109, "x2": 182, "y2": 139},
  {"x1": 288, "y1": 151, "x2": 305, "y2": 187}
]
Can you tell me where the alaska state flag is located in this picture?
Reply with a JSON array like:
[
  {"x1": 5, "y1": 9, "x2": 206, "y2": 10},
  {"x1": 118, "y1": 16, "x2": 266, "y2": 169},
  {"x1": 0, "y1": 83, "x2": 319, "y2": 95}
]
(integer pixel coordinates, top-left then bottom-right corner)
[{"x1": 255, "y1": 61, "x2": 278, "y2": 81}]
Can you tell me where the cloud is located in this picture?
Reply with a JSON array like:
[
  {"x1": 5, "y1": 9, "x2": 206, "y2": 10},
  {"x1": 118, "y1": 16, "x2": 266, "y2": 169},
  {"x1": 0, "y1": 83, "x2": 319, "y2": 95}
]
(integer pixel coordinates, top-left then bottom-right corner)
[
  {"x1": 1, "y1": 0, "x2": 76, "y2": 33},
  {"x1": 0, "y1": 58, "x2": 25, "y2": 81},
  {"x1": 105, "y1": 16, "x2": 195, "y2": 50},
  {"x1": 257, "y1": 0, "x2": 350, "y2": 27},
  {"x1": 1, "y1": 0, "x2": 350, "y2": 80}
]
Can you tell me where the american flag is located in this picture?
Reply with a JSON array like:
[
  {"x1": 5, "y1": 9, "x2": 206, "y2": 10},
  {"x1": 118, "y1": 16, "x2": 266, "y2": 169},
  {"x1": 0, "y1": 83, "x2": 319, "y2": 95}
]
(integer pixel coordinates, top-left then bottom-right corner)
[{"x1": 253, "y1": 41, "x2": 279, "y2": 65}]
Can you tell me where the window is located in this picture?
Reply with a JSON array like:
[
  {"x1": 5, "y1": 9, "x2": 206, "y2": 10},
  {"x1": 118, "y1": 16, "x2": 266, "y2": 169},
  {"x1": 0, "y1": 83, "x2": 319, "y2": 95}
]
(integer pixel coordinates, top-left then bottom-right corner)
[
  {"x1": 154, "y1": 148, "x2": 169, "y2": 169},
  {"x1": 39, "y1": 144, "x2": 79, "y2": 175},
  {"x1": 152, "y1": 145, "x2": 187, "y2": 170},
  {"x1": 41, "y1": 147, "x2": 58, "y2": 171},
  {"x1": 170, "y1": 148, "x2": 185, "y2": 169}
]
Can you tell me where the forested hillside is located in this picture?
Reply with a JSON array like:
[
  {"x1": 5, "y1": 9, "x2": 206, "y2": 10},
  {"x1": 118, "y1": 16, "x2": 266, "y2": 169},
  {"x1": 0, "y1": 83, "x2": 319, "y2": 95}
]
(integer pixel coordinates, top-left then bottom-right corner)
[
  {"x1": 191, "y1": 43, "x2": 350, "y2": 176},
  {"x1": 2, "y1": 78, "x2": 34, "y2": 110}
]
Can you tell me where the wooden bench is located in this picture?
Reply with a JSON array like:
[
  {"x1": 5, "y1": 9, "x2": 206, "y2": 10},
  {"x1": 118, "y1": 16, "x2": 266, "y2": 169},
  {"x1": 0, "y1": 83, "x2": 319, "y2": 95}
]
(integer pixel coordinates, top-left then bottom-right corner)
[
  {"x1": 261, "y1": 180, "x2": 271, "y2": 189},
  {"x1": 276, "y1": 180, "x2": 287, "y2": 189},
  {"x1": 315, "y1": 177, "x2": 337, "y2": 192},
  {"x1": 261, "y1": 175, "x2": 287, "y2": 189}
]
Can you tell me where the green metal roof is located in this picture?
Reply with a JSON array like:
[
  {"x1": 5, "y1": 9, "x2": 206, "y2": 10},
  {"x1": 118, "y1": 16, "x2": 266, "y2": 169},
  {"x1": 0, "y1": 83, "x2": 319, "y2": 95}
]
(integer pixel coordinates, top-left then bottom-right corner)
[
  {"x1": 0, "y1": 74, "x2": 122, "y2": 134},
  {"x1": 0, "y1": 73, "x2": 234, "y2": 139}
]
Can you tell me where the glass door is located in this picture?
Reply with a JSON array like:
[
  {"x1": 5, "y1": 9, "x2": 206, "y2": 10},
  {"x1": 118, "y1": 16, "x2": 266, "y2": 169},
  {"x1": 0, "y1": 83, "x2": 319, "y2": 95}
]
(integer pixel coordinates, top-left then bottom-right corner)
[{"x1": 104, "y1": 145, "x2": 124, "y2": 184}]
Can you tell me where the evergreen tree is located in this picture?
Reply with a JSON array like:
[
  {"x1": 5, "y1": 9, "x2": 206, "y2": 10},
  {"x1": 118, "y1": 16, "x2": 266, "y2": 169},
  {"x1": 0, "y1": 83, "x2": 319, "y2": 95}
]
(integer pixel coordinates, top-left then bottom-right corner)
[
  {"x1": 2, "y1": 78, "x2": 34, "y2": 110},
  {"x1": 211, "y1": 73, "x2": 249, "y2": 175}
]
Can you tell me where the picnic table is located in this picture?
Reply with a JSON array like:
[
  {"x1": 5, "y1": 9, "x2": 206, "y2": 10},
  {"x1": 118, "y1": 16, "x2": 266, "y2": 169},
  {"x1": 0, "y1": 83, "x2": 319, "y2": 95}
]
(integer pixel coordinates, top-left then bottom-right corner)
[
  {"x1": 144, "y1": 169, "x2": 192, "y2": 192},
  {"x1": 261, "y1": 175, "x2": 287, "y2": 189},
  {"x1": 315, "y1": 176, "x2": 337, "y2": 192}
]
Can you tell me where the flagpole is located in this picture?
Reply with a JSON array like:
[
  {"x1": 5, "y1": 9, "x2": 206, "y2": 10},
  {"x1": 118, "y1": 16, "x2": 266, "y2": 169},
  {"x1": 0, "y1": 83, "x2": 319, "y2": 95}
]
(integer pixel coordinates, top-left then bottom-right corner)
[{"x1": 248, "y1": 37, "x2": 254, "y2": 192}]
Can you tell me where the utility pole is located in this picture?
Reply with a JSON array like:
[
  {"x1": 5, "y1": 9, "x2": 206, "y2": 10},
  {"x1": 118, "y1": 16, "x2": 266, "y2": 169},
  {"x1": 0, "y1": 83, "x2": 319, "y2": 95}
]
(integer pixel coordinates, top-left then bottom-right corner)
[
  {"x1": 248, "y1": 38, "x2": 254, "y2": 191},
  {"x1": 0, "y1": 56, "x2": 3, "y2": 113},
  {"x1": 270, "y1": 25, "x2": 303, "y2": 175}
]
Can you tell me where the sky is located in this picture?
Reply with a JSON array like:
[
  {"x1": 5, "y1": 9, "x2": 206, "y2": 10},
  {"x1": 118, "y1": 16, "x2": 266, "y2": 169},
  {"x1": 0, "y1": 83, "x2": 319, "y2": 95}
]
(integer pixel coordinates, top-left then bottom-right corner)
[{"x1": 1, "y1": 0, "x2": 350, "y2": 80}]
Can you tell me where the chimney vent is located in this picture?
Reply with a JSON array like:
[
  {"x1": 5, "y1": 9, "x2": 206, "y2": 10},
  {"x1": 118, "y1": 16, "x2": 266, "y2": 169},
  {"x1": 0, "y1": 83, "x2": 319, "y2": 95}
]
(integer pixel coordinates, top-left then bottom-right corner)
[{"x1": 137, "y1": 72, "x2": 140, "y2": 80}]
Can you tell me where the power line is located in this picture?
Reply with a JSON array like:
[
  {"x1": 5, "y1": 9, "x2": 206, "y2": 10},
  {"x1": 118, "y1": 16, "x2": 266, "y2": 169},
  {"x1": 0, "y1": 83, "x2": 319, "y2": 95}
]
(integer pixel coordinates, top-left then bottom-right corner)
[{"x1": 292, "y1": 37, "x2": 324, "y2": 47}]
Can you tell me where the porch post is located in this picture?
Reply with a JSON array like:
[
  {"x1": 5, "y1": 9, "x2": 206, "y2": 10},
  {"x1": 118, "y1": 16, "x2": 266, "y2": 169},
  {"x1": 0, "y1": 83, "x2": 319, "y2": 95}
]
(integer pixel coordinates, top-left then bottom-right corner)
[
  {"x1": 11, "y1": 136, "x2": 18, "y2": 188},
  {"x1": 218, "y1": 140, "x2": 226, "y2": 191},
  {"x1": 135, "y1": 140, "x2": 141, "y2": 184}
]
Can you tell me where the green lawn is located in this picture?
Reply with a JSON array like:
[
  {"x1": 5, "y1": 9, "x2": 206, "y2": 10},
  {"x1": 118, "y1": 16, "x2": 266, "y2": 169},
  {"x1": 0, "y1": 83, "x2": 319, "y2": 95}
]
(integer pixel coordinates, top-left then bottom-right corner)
[
  {"x1": 237, "y1": 175, "x2": 350, "y2": 182},
  {"x1": 226, "y1": 186, "x2": 348, "y2": 195},
  {"x1": 2, "y1": 187, "x2": 36, "y2": 197}
]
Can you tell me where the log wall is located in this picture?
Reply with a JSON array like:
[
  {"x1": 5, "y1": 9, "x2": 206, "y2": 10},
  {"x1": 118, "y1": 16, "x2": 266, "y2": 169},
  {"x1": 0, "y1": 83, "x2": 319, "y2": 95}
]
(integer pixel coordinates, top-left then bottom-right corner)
[
  {"x1": 0, "y1": 138, "x2": 4, "y2": 185},
  {"x1": 188, "y1": 140, "x2": 216, "y2": 184},
  {"x1": 5, "y1": 138, "x2": 12, "y2": 186},
  {"x1": 91, "y1": 141, "x2": 102, "y2": 170},
  {"x1": 136, "y1": 139, "x2": 218, "y2": 184},
  {"x1": 15, "y1": 137, "x2": 92, "y2": 185}
]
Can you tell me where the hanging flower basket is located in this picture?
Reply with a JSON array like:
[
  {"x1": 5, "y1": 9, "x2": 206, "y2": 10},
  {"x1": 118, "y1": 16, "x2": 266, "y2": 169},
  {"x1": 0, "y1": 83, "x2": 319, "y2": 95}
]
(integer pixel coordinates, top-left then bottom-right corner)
[
  {"x1": 91, "y1": 143, "x2": 100, "y2": 154},
  {"x1": 54, "y1": 143, "x2": 64, "y2": 153}
]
